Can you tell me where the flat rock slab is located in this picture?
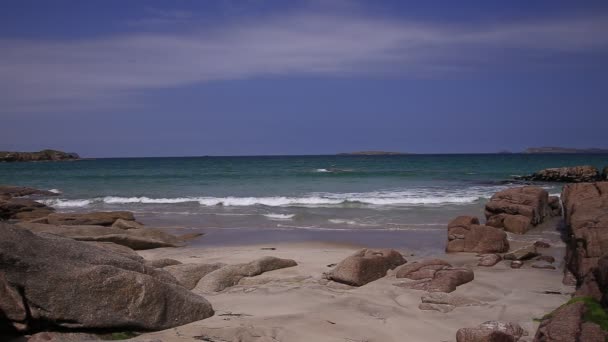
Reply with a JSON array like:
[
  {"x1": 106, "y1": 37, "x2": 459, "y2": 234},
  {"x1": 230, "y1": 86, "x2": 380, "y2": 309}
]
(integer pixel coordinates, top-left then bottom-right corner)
[{"x1": 195, "y1": 256, "x2": 298, "y2": 293}]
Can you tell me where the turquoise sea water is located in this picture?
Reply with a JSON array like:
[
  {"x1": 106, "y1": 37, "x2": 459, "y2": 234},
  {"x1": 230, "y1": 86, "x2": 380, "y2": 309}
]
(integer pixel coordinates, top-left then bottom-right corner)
[{"x1": 2, "y1": 154, "x2": 607, "y2": 251}]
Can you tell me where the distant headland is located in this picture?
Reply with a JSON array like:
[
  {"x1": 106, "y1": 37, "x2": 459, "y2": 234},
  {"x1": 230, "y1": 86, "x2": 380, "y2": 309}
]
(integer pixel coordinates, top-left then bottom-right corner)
[
  {"x1": 523, "y1": 146, "x2": 608, "y2": 154},
  {"x1": 0, "y1": 149, "x2": 80, "y2": 162},
  {"x1": 337, "y1": 151, "x2": 409, "y2": 156}
]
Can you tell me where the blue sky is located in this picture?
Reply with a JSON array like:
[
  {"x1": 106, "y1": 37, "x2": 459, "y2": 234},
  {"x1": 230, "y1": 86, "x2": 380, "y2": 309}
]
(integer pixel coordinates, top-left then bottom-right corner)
[{"x1": 1, "y1": 0, "x2": 607, "y2": 157}]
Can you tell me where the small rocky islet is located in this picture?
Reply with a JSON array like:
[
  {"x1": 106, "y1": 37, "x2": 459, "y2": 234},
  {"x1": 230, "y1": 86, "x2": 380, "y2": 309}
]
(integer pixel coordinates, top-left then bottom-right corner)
[{"x1": 1, "y1": 164, "x2": 608, "y2": 341}]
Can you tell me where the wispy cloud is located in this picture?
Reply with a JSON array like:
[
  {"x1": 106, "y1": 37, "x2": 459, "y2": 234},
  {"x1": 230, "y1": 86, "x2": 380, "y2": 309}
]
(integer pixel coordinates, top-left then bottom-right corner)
[{"x1": 1, "y1": 10, "x2": 607, "y2": 113}]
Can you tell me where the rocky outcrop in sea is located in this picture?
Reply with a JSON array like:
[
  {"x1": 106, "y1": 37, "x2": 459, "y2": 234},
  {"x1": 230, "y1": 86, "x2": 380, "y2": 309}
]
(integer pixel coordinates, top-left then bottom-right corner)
[{"x1": 0, "y1": 149, "x2": 80, "y2": 162}]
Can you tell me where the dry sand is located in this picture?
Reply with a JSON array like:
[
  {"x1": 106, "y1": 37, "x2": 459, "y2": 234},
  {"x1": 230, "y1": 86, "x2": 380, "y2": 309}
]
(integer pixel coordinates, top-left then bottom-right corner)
[{"x1": 131, "y1": 239, "x2": 572, "y2": 342}]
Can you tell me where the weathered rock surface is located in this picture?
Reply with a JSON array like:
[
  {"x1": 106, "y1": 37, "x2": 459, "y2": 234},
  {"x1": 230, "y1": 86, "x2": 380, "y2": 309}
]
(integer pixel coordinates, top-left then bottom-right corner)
[
  {"x1": 522, "y1": 165, "x2": 601, "y2": 183},
  {"x1": 446, "y1": 216, "x2": 509, "y2": 253},
  {"x1": 419, "y1": 292, "x2": 481, "y2": 313},
  {"x1": 0, "y1": 149, "x2": 79, "y2": 163},
  {"x1": 603, "y1": 166, "x2": 608, "y2": 181},
  {"x1": 396, "y1": 259, "x2": 451, "y2": 279},
  {"x1": 485, "y1": 186, "x2": 551, "y2": 234},
  {"x1": 457, "y1": 321, "x2": 524, "y2": 342},
  {"x1": 534, "y1": 241, "x2": 551, "y2": 249},
  {"x1": 504, "y1": 245, "x2": 539, "y2": 261},
  {"x1": 531, "y1": 261, "x2": 556, "y2": 270},
  {"x1": 146, "y1": 258, "x2": 182, "y2": 268},
  {"x1": 45, "y1": 211, "x2": 135, "y2": 226},
  {"x1": 478, "y1": 254, "x2": 502, "y2": 267},
  {"x1": 510, "y1": 261, "x2": 523, "y2": 269},
  {"x1": 0, "y1": 185, "x2": 58, "y2": 198},
  {"x1": 195, "y1": 256, "x2": 297, "y2": 293},
  {"x1": 164, "y1": 263, "x2": 226, "y2": 290},
  {"x1": 26, "y1": 332, "x2": 102, "y2": 341},
  {"x1": 562, "y1": 182, "x2": 608, "y2": 279},
  {"x1": 0, "y1": 223, "x2": 214, "y2": 332},
  {"x1": 327, "y1": 249, "x2": 406, "y2": 286},
  {"x1": 112, "y1": 218, "x2": 144, "y2": 230},
  {"x1": 548, "y1": 196, "x2": 562, "y2": 217},
  {"x1": 395, "y1": 260, "x2": 474, "y2": 293},
  {"x1": 533, "y1": 301, "x2": 591, "y2": 341},
  {"x1": 0, "y1": 198, "x2": 55, "y2": 220},
  {"x1": 15, "y1": 222, "x2": 182, "y2": 250}
]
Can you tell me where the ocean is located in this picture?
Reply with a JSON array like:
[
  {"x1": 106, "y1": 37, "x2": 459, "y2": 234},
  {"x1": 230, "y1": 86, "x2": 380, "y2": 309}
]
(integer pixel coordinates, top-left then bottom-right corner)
[{"x1": 2, "y1": 154, "x2": 607, "y2": 253}]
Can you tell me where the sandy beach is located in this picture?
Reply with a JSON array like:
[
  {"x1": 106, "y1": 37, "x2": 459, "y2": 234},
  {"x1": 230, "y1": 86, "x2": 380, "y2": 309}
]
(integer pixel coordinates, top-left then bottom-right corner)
[{"x1": 131, "y1": 236, "x2": 572, "y2": 342}]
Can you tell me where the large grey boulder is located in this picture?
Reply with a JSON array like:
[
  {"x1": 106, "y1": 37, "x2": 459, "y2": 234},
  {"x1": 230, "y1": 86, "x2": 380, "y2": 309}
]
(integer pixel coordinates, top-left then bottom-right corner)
[
  {"x1": 0, "y1": 223, "x2": 214, "y2": 332},
  {"x1": 195, "y1": 256, "x2": 297, "y2": 293},
  {"x1": 328, "y1": 249, "x2": 406, "y2": 286},
  {"x1": 164, "y1": 263, "x2": 226, "y2": 290}
]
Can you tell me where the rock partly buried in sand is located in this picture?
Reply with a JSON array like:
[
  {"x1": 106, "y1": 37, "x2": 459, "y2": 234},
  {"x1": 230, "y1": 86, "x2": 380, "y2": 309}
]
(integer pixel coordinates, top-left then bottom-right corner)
[
  {"x1": 15, "y1": 222, "x2": 182, "y2": 250},
  {"x1": 164, "y1": 263, "x2": 226, "y2": 290},
  {"x1": 195, "y1": 256, "x2": 298, "y2": 293},
  {"x1": 0, "y1": 223, "x2": 214, "y2": 332},
  {"x1": 536, "y1": 255, "x2": 555, "y2": 263},
  {"x1": 534, "y1": 241, "x2": 551, "y2": 248},
  {"x1": 396, "y1": 259, "x2": 451, "y2": 279},
  {"x1": 510, "y1": 261, "x2": 523, "y2": 269},
  {"x1": 327, "y1": 249, "x2": 406, "y2": 286},
  {"x1": 395, "y1": 260, "x2": 474, "y2": 293},
  {"x1": 0, "y1": 198, "x2": 54, "y2": 220},
  {"x1": 478, "y1": 254, "x2": 502, "y2": 267},
  {"x1": 419, "y1": 292, "x2": 481, "y2": 313},
  {"x1": 485, "y1": 186, "x2": 551, "y2": 234},
  {"x1": 531, "y1": 261, "x2": 556, "y2": 270},
  {"x1": 457, "y1": 321, "x2": 524, "y2": 342},
  {"x1": 533, "y1": 301, "x2": 606, "y2": 342},
  {"x1": 523, "y1": 165, "x2": 601, "y2": 183},
  {"x1": 446, "y1": 216, "x2": 509, "y2": 253},
  {"x1": 504, "y1": 245, "x2": 539, "y2": 261},
  {"x1": 45, "y1": 211, "x2": 135, "y2": 226}
]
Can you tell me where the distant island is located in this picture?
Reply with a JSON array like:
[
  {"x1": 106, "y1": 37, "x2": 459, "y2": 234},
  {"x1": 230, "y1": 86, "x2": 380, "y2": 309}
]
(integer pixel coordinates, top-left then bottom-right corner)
[
  {"x1": 523, "y1": 147, "x2": 608, "y2": 154},
  {"x1": 0, "y1": 149, "x2": 80, "y2": 162},
  {"x1": 337, "y1": 151, "x2": 409, "y2": 156}
]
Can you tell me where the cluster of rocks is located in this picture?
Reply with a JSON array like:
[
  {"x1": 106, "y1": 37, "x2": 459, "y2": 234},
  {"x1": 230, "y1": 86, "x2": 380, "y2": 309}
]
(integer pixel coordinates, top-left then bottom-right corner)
[
  {"x1": 446, "y1": 215, "x2": 510, "y2": 253},
  {"x1": 531, "y1": 181, "x2": 608, "y2": 341},
  {"x1": 485, "y1": 186, "x2": 559, "y2": 235},
  {"x1": 0, "y1": 149, "x2": 80, "y2": 163},
  {"x1": 394, "y1": 259, "x2": 474, "y2": 293},
  {"x1": 0, "y1": 185, "x2": 57, "y2": 220},
  {"x1": 518, "y1": 165, "x2": 607, "y2": 183},
  {"x1": 0, "y1": 222, "x2": 215, "y2": 334}
]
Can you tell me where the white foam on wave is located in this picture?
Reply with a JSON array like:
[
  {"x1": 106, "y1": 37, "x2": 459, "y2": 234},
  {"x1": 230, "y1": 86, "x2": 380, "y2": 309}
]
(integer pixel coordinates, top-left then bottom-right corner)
[
  {"x1": 48, "y1": 189, "x2": 62, "y2": 194},
  {"x1": 40, "y1": 186, "x2": 501, "y2": 209},
  {"x1": 263, "y1": 213, "x2": 295, "y2": 220},
  {"x1": 315, "y1": 168, "x2": 330, "y2": 173},
  {"x1": 40, "y1": 199, "x2": 92, "y2": 208}
]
